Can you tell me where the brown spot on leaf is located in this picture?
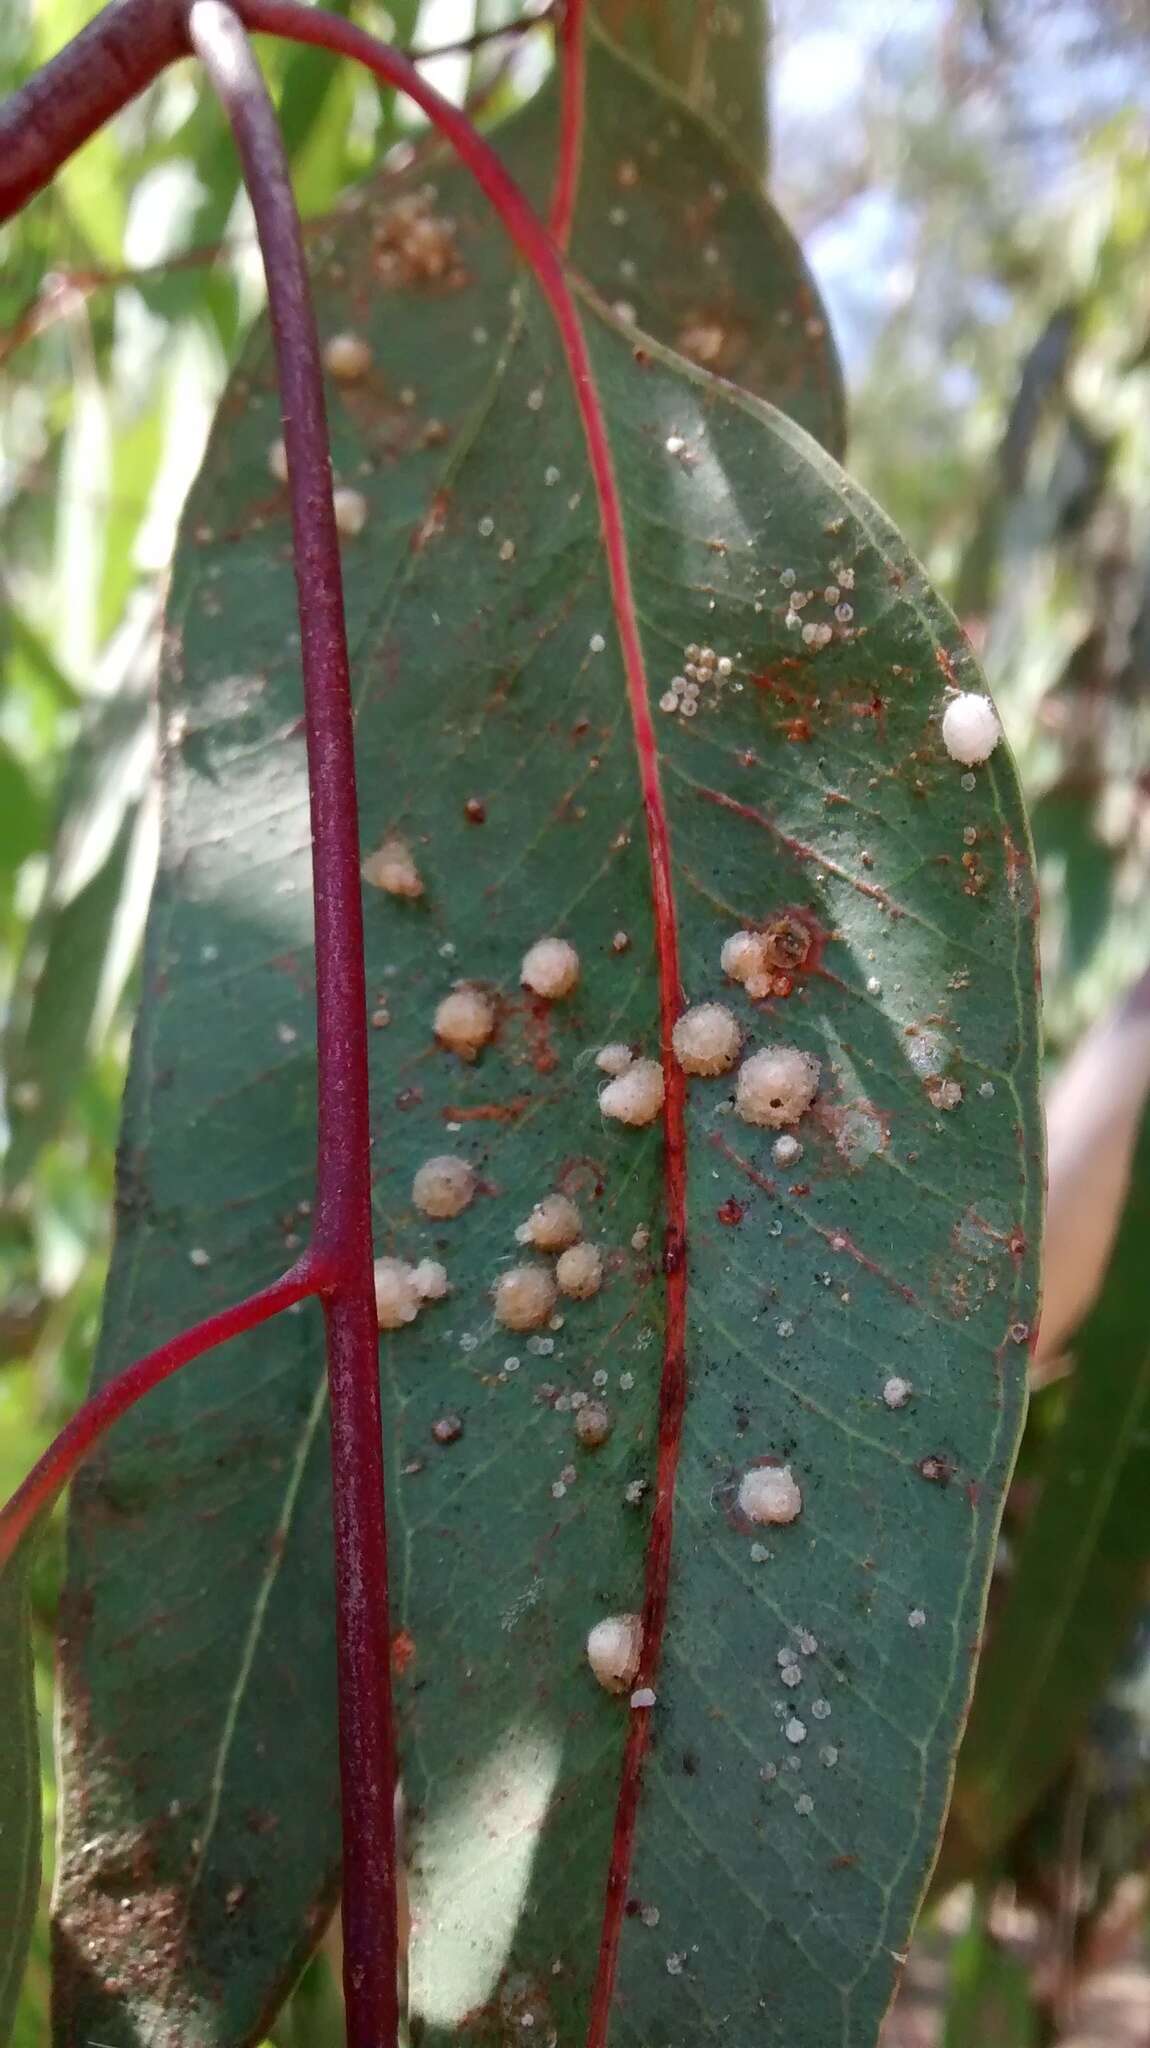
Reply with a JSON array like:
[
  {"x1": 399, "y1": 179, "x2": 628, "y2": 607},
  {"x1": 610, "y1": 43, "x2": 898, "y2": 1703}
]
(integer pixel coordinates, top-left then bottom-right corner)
[
  {"x1": 441, "y1": 1097, "x2": 532, "y2": 1124},
  {"x1": 392, "y1": 1629, "x2": 417, "y2": 1674},
  {"x1": 918, "y1": 1454, "x2": 955, "y2": 1487},
  {"x1": 412, "y1": 489, "x2": 449, "y2": 551},
  {"x1": 524, "y1": 996, "x2": 560, "y2": 1076}
]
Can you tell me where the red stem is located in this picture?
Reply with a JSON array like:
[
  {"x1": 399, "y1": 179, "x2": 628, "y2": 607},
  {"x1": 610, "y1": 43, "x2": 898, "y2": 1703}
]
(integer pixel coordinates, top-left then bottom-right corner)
[
  {"x1": 187, "y1": 8, "x2": 396, "y2": 2046},
  {"x1": 233, "y1": 7, "x2": 688, "y2": 2036},
  {"x1": 548, "y1": 0, "x2": 586, "y2": 250},
  {"x1": 0, "y1": 1259, "x2": 321, "y2": 1570}
]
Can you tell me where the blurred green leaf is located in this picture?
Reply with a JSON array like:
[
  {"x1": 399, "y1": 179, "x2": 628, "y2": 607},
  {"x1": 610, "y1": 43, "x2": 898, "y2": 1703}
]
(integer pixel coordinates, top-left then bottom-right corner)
[
  {"x1": 96, "y1": 398, "x2": 167, "y2": 647},
  {"x1": 942, "y1": 1894, "x2": 1037, "y2": 2048},
  {"x1": 0, "y1": 612, "x2": 78, "y2": 720},
  {"x1": 943, "y1": 1100, "x2": 1150, "y2": 1885},
  {"x1": 1030, "y1": 782, "x2": 1116, "y2": 995},
  {"x1": 0, "y1": 743, "x2": 45, "y2": 880},
  {"x1": 3, "y1": 675, "x2": 154, "y2": 1196}
]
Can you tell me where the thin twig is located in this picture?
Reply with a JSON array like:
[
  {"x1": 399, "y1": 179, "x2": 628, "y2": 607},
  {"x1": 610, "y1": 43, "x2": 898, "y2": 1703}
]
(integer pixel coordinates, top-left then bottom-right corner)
[{"x1": 410, "y1": 3, "x2": 554, "y2": 63}]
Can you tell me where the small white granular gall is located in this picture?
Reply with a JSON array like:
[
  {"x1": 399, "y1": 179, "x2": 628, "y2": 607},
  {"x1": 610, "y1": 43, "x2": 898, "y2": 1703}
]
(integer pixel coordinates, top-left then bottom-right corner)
[
  {"x1": 596, "y1": 1042, "x2": 634, "y2": 1077},
  {"x1": 735, "y1": 1047, "x2": 820, "y2": 1128},
  {"x1": 434, "y1": 985, "x2": 495, "y2": 1058},
  {"x1": 737, "y1": 1463, "x2": 803, "y2": 1526},
  {"x1": 882, "y1": 1376, "x2": 912, "y2": 1409},
  {"x1": 361, "y1": 834, "x2": 423, "y2": 898},
  {"x1": 412, "y1": 1155, "x2": 475, "y2": 1220},
  {"x1": 374, "y1": 1257, "x2": 421, "y2": 1330},
  {"x1": 493, "y1": 1265, "x2": 558, "y2": 1331},
  {"x1": 515, "y1": 1193, "x2": 582, "y2": 1252},
  {"x1": 785, "y1": 1717, "x2": 807, "y2": 1745},
  {"x1": 575, "y1": 1399, "x2": 612, "y2": 1448},
  {"x1": 586, "y1": 1613, "x2": 642, "y2": 1693},
  {"x1": 556, "y1": 1241, "x2": 603, "y2": 1299},
  {"x1": 672, "y1": 1002, "x2": 741, "y2": 1077},
  {"x1": 630, "y1": 1687, "x2": 657, "y2": 1709},
  {"x1": 721, "y1": 930, "x2": 764, "y2": 984},
  {"x1": 941, "y1": 691, "x2": 1001, "y2": 765},
  {"x1": 772, "y1": 1134, "x2": 803, "y2": 1169},
  {"x1": 411, "y1": 1258, "x2": 449, "y2": 1301},
  {"x1": 600, "y1": 1059, "x2": 664, "y2": 1126},
  {"x1": 267, "y1": 436, "x2": 289, "y2": 483},
  {"x1": 521, "y1": 936, "x2": 580, "y2": 1000},
  {"x1": 908, "y1": 1607, "x2": 926, "y2": 1630},
  {"x1": 333, "y1": 486, "x2": 368, "y2": 537},
  {"x1": 323, "y1": 331, "x2": 372, "y2": 382}
]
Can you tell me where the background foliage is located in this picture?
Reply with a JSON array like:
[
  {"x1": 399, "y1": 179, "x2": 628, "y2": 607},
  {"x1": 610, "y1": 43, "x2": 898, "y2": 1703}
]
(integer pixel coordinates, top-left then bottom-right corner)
[{"x1": 2, "y1": 0, "x2": 1149, "y2": 2041}]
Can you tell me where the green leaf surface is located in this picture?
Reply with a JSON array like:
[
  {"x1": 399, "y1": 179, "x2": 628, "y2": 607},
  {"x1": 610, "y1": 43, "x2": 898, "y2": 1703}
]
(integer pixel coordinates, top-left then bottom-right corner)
[
  {"x1": 595, "y1": 0, "x2": 769, "y2": 176},
  {"x1": 0, "y1": 1553, "x2": 39, "y2": 2048},
  {"x1": 942, "y1": 1099, "x2": 1150, "y2": 1886},
  {"x1": 55, "y1": 36, "x2": 1035, "y2": 2048},
  {"x1": 511, "y1": 25, "x2": 841, "y2": 450}
]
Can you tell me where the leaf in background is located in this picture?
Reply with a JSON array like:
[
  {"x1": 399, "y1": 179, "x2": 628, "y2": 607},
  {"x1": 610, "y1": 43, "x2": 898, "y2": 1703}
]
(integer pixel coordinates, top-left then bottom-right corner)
[
  {"x1": 595, "y1": 0, "x2": 769, "y2": 176},
  {"x1": 0, "y1": 1553, "x2": 39, "y2": 2048},
  {"x1": 3, "y1": 643, "x2": 156, "y2": 1197},
  {"x1": 0, "y1": 611, "x2": 79, "y2": 728},
  {"x1": 941, "y1": 1895, "x2": 1037, "y2": 2048},
  {"x1": 95, "y1": 398, "x2": 168, "y2": 649},
  {"x1": 54, "y1": 32, "x2": 1035, "y2": 2048},
  {"x1": 0, "y1": 743, "x2": 45, "y2": 883},
  {"x1": 942, "y1": 1095, "x2": 1150, "y2": 1886},
  {"x1": 1029, "y1": 783, "x2": 1116, "y2": 1015},
  {"x1": 1037, "y1": 964, "x2": 1150, "y2": 1365}
]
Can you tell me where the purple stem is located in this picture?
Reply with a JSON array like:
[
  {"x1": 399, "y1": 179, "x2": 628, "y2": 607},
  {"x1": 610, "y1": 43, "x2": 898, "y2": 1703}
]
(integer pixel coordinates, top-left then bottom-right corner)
[{"x1": 187, "y1": 7, "x2": 396, "y2": 2044}]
